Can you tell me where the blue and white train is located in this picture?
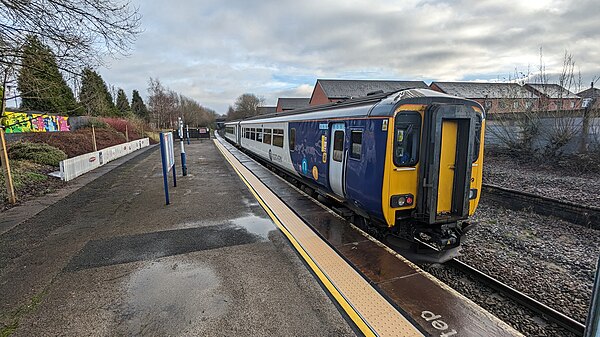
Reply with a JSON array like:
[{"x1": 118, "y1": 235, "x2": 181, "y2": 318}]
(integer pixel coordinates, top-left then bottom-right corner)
[{"x1": 224, "y1": 89, "x2": 485, "y2": 252}]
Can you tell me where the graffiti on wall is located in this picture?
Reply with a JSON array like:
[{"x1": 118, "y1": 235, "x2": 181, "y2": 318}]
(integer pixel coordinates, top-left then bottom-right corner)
[{"x1": 1, "y1": 111, "x2": 70, "y2": 133}]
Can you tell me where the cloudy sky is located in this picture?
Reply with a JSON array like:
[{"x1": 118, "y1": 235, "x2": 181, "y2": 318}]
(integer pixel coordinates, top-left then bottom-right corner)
[{"x1": 98, "y1": 0, "x2": 600, "y2": 114}]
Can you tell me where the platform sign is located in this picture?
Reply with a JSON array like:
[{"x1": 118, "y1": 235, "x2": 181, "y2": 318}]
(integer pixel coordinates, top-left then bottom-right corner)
[
  {"x1": 160, "y1": 132, "x2": 177, "y2": 205},
  {"x1": 585, "y1": 256, "x2": 600, "y2": 337}
]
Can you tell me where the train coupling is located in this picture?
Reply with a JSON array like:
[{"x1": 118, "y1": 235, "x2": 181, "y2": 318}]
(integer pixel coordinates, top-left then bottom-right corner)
[{"x1": 413, "y1": 224, "x2": 464, "y2": 251}]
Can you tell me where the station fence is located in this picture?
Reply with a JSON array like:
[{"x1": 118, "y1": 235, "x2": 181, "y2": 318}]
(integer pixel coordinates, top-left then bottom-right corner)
[{"x1": 59, "y1": 138, "x2": 150, "y2": 181}]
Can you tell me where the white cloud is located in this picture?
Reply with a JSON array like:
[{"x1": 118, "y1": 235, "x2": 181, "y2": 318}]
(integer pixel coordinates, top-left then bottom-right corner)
[{"x1": 99, "y1": 0, "x2": 600, "y2": 113}]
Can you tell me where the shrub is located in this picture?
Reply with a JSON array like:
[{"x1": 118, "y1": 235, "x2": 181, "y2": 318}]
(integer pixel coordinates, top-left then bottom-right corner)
[{"x1": 8, "y1": 142, "x2": 67, "y2": 167}]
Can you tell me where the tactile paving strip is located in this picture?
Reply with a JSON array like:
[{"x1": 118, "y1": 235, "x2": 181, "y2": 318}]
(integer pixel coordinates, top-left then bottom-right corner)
[{"x1": 215, "y1": 139, "x2": 425, "y2": 337}]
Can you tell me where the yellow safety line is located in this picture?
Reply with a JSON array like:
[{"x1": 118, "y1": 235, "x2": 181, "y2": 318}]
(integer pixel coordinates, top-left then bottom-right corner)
[{"x1": 214, "y1": 139, "x2": 377, "y2": 337}]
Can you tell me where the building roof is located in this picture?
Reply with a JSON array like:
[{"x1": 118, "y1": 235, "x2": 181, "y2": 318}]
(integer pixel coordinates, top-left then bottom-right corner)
[
  {"x1": 577, "y1": 87, "x2": 600, "y2": 99},
  {"x1": 232, "y1": 89, "x2": 479, "y2": 124},
  {"x1": 276, "y1": 98, "x2": 310, "y2": 110},
  {"x1": 257, "y1": 106, "x2": 276, "y2": 115},
  {"x1": 431, "y1": 82, "x2": 537, "y2": 99},
  {"x1": 316, "y1": 79, "x2": 428, "y2": 99},
  {"x1": 525, "y1": 83, "x2": 580, "y2": 99}
]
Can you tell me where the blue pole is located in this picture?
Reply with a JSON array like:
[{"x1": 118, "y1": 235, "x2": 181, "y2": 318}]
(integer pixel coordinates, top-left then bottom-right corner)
[
  {"x1": 172, "y1": 156, "x2": 177, "y2": 187},
  {"x1": 159, "y1": 133, "x2": 170, "y2": 205}
]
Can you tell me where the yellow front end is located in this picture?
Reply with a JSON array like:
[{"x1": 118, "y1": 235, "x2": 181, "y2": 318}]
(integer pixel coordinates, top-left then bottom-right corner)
[{"x1": 381, "y1": 104, "x2": 485, "y2": 227}]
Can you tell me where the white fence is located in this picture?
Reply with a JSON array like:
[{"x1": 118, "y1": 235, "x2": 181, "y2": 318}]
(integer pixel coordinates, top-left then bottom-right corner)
[{"x1": 59, "y1": 138, "x2": 150, "y2": 181}]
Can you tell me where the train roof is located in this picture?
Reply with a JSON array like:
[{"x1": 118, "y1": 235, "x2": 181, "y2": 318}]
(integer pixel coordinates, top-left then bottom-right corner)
[{"x1": 227, "y1": 89, "x2": 483, "y2": 125}]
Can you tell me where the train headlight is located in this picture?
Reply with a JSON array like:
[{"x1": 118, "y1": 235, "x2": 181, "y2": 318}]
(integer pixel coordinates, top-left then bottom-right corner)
[
  {"x1": 390, "y1": 194, "x2": 414, "y2": 208},
  {"x1": 468, "y1": 189, "x2": 478, "y2": 200}
]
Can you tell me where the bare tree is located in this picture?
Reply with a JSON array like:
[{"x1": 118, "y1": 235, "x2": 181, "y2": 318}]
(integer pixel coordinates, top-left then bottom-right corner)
[
  {"x1": 1, "y1": 0, "x2": 141, "y2": 74},
  {"x1": 230, "y1": 93, "x2": 263, "y2": 120}
]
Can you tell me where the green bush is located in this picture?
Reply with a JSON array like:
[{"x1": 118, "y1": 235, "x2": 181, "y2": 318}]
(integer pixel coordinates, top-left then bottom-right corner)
[{"x1": 8, "y1": 142, "x2": 67, "y2": 167}]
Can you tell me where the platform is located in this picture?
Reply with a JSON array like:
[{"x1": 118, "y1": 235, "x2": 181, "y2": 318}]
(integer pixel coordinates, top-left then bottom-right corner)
[
  {"x1": 215, "y1": 135, "x2": 523, "y2": 337},
  {"x1": 0, "y1": 139, "x2": 355, "y2": 336},
  {"x1": 0, "y1": 136, "x2": 522, "y2": 336}
]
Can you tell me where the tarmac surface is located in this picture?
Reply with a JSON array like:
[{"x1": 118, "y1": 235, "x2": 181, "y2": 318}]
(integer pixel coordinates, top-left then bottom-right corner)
[{"x1": 0, "y1": 139, "x2": 356, "y2": 336}]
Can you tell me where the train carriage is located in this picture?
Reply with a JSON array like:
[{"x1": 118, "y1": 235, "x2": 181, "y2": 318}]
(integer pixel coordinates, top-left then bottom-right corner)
[{"x1": 224, "y1": 88, "x2": 484, "y2": 253}]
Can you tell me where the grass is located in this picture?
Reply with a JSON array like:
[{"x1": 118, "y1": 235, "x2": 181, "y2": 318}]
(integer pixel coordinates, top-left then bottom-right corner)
[{"x1": 0, "y1": 291, "x2": 46, "y2": 337}]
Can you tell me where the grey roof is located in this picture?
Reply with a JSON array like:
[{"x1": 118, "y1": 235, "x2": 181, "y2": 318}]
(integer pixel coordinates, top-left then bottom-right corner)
[
  {"x1": 432, "y1": 82, "x2": 537, "y2": 99},
  {"x1": 577, "y1": 87, "x2": 600, "y2": 99},
  {"x1": 277, "y1": 98, "x2": 310, "y2": 110},
  {"x1": 231, "y1": 89, "x2": 479, "y2": 125},
  {"x1": 316, "y1": 79, "x2": 428, "y2": 99},
  {"x1": 525, "y1": 83, "x2": 580, "y2": 98},
  {"x1": 257, "y1": 106, "x2": 276, "y2": 114}
]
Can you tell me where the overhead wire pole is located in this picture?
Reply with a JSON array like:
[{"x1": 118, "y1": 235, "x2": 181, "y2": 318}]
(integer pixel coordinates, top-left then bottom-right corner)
[{"x1": 0, "y1": 71, "x2": 16, "y2": 204}]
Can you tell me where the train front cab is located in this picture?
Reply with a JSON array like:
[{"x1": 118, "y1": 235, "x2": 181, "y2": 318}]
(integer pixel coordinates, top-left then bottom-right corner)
[{"x1": 383, "y1": 101, "x2": 484, "y2": 250}]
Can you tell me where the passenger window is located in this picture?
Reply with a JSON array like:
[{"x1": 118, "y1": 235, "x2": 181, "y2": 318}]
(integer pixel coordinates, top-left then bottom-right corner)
[
  {"x1": 333, "y1": 130, "x2": 344, "y2": 162},
  {"x1": 256, "y1": 128, "x2": 263, "y2": 142},
  {"x1": 273, "y1": 129, "x2": 284, "y2": 148},
  {"x1": 250, "y1": 128, "x2": 256, "y2": 141},
  {"x1": 350, "y1": 131, "x2": 362, "y2": 159},
  {"x1": 289, "y1": 128, "x2": 296, "y2": 151},
  {"x1": 394, "y1": 112, "x2": 421, "y2": 166},
  {"x1": 263, "y1": 128, "x2": 272, "y2": 144}
]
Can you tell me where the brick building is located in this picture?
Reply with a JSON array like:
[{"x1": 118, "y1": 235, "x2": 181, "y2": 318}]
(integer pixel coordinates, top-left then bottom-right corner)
[
  {"x1": 524, "y1": 83, "x2": 581, "y2": 111},
  {"x1": 275, "y1": 98, "x2": 310, "y2": 112},
  {"x1": 430, "y1": 82, "x2": 538, "y2": 114},
  {"x1": 309, "y1": 79, "x2": 428, "y2": 106}
]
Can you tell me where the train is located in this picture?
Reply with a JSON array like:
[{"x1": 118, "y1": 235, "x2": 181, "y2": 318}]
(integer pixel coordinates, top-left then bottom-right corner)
[{"x1": 224, "y1": 88, "x2": 485, "y2": 258}]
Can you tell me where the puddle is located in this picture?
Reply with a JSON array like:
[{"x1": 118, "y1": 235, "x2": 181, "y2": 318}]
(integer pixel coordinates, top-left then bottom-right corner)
[
  {"x1": 121, "y1": 260, "x2": 229, "y2": 335},
  {"x1": 229, "y1": 214, "x2": 276, "y2": 238},
  {"x1": 173, "y1": 211, "x2": 276, "y2": 239}
]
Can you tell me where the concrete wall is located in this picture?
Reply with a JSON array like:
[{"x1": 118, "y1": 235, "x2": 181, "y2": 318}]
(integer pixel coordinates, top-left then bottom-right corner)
[{"x1": 485, "y1": 117, "x2": 600, "y2": 153}]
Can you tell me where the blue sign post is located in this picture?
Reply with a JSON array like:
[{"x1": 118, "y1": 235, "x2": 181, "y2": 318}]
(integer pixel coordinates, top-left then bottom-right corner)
[{"x1": 160, "y1": 132, "x2": 176, "y2": 205}]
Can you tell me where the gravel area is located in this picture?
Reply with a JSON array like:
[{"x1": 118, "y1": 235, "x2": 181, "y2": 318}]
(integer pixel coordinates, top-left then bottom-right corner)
[
  {"x1": 483, "y1": 154, "x2": 600, "y2": 208},
  {"x1": 423, "y1": 263, "x2": 576, "y2": 337},
  {"x1": 422, "y1": 200, "x2": 600, "y2": 336}
]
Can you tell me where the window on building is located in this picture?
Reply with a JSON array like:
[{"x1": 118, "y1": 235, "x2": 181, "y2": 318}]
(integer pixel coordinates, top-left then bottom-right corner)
[
  {"x1": 394, "y1": 112, "x2": 421, "y2": 166},
  {"x1": 513, "y1": 101, "x2": 519, "y2": 109},
  {"x1": 289, "y1": 128, "x2": 296, "y2": 151},
  {"x1": 484, "y1": 100, "x2": 492, "y2": 109},
  {"x1": 263, "y1": 128, "x2": 272, "y2": 144},
  {"x1": 525, "y1": 101, "x2": 532, "y2": 109},
  {"x1": 273, "y1": 129, "x2": 284, "y2": 147},
  {"x1": 570, "y1": 101, "x2": 575, "y2": 108},
  {"x1": 498, "y1": 101, "x2": 507, "y2": 109},
  {"x1": 557, "y1": 101, "x2": 563, "y2": 109},
  {"x1": 256, "y1": 128, "x2": 263, "y2": 142},
  {"x1": 350, "y1": 131, "x2": 362, "y2": 159},
  {"x1": 333, "y1": 130, "x2": 344, "y2": 162}
]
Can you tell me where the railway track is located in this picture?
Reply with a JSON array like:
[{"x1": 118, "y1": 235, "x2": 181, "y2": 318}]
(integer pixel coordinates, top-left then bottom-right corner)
[
  {"x1": 482, "y1": 183, "x2": 600, "y2": 229},
  {"x1": 448, "y1": 258, "x2": 586, "y2": 336}
]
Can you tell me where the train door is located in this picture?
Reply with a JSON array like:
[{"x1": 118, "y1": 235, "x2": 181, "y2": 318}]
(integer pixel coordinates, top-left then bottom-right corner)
[
  {"x1": 236, "y1": 123, "x2": 241, "y2": 144},
  {"x1": 329, "y1": 123, "x2": 346, "y2": 197},
  {"x1": 418, "y1": 104, "x2": 476, "y2": 224}
]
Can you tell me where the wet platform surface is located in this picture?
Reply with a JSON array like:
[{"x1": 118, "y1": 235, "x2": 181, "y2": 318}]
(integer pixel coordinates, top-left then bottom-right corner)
[
  {"x1": 0, "y1": 139, "x2": 356, "y2": 336},
  {"x1": 218, "y1": 137, "x2": 522, "y2": 337}
]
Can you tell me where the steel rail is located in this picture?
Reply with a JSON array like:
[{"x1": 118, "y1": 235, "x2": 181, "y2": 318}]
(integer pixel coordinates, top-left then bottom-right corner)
[
  {"x1": 449, "y1": 258, "x2": 585, "y2": 336},
  {"x1": 482, "y1": 183, "x2": 600, "y2": 228}
]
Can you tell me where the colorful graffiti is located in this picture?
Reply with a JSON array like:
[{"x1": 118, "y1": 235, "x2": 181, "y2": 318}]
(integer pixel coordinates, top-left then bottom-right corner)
[{"x1": 1, "y1": 111, "x2": 70, "y2": 133}]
